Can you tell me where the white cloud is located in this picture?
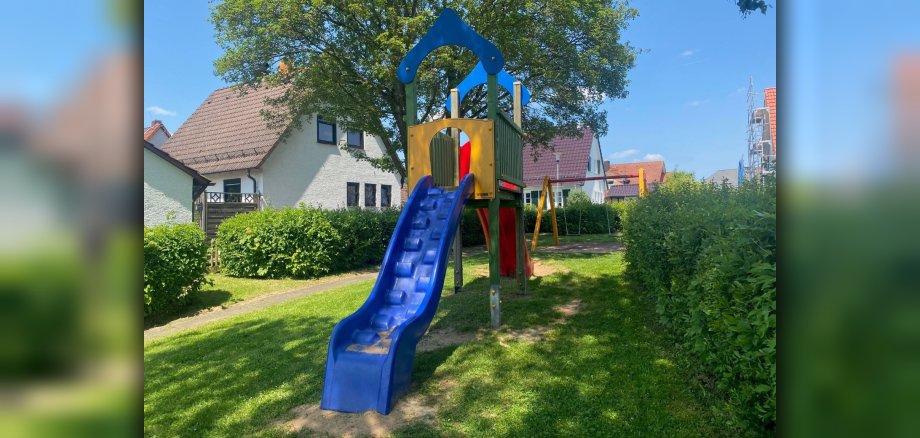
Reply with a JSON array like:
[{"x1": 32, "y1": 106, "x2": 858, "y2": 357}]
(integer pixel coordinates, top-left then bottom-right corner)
[
  {"x1": 680, "y1": 49, "x2": 697, "y2": 57},
  {"x1": 146, "y1": 105, "x2": 176, "y2": 117},
  {"x1": 644, "y1": 153, "x2": 665, "y2": 161},
  {"x1": 609, "y1": 148, "x2": 638, "y2": 159}
]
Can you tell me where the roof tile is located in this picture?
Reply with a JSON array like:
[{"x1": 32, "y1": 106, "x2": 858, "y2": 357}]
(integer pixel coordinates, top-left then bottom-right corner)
[
  {"x1": 162, "y1": 85, "x2": 290, "y2": 174},
  {"x1": 522, "y1": 127, "x2": 594, "y2": 186}
]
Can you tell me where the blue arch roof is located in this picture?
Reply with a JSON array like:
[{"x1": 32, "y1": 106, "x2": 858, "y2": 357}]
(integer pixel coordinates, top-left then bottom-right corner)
[
  {"x1": 397, "y1": 8, "x2": 504, "y2": 84},
  {"x1": 445, "y1": 62, "x2": 531, "y2": 112}
]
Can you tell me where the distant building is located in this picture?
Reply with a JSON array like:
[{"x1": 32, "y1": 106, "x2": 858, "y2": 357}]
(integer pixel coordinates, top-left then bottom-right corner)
[
  {"x1": 705, "y1": 168, "x2": 739, "y2": 187},
  {"x1": 604, "y1": 160, "x2": 666, "y2": 201},
  {"x1": 143, "y1": 119, "x2": 172, "y2": 148},
  {"x1": 521, "y1": 127, "x2": 607, "y2": 207},
  {"x1": 745, "y1": 83, "x2": 776, "y2": 180}
]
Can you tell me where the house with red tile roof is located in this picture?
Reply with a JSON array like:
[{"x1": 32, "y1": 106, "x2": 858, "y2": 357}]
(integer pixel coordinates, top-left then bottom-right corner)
[
  {"x1": 521, "y1": 127, "x2": 607, "y2": 207},
  {"x1": 162, "y1": 84, "x2": 401, "y2": 211},
  {"x1": 144, "y1": 119, "x2": 172, "y2": 148},
  {"x1": 604, "y1": 160, "x2": 667, "y2": 201}
]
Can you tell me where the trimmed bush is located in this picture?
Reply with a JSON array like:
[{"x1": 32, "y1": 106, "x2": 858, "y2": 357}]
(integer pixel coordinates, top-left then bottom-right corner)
[
  {"x1": 144, "y1": 224, "x2": 209, "y2": 318},
  {"x1": 524, "y1": 203, "x2": 618, "y2": 235},
  {"x1": 622, "y1": 174, "x2": 776, "y2": 430},
  {"x1": 215, "y1": 207, "x2": 401, "y2": 279},
  {"x1": 459, "y1": 202, "x2": 621, "y2": 246}
]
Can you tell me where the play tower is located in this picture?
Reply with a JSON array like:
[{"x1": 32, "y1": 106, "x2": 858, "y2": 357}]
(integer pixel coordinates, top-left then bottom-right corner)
[{"x1": 320, "y1": 9, "x2": 531, "y2": 414}]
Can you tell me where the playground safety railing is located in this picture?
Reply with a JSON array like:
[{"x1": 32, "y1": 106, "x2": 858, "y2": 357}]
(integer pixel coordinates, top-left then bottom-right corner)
[{"x1": 495, "y1": 112, "x2": 524, "y2": 187}]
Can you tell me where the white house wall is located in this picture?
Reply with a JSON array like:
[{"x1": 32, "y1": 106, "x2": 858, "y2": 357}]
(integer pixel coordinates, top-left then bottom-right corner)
[
  {"x1": 144, "y1": 147, "x2": 194, "y2": 225},
  {"x1": 203, "y1": 169, "x2": 263, "y2": 195},
  {"x1": 147, "y1": 129, "x2": 170, "y2": 148},
  {"x1": 260, "y1": 116, "x2": 402, "y2": 209},
  {"x1": 584, "y1": 136, "x2": 607, "y2": 203}
]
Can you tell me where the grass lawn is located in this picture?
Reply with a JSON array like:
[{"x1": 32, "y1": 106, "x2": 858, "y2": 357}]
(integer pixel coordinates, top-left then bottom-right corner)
[
  {"x1": 526, "y1": 231, "x2": 620, "y2": 248},
  {"x1": 144, "y1": 246, "x2": 752, "y2": 437},
  {"x1": 145, "y1": 270, "x2": 374, "y2": 327}
]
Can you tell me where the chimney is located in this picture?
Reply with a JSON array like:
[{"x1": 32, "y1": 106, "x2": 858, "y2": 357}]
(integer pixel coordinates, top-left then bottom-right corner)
[{"x1": 278, "y1": 59, "x2": 291, "y2": 74}]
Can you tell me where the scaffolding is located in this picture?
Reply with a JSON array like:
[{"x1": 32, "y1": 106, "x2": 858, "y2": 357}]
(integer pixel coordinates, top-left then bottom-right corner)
[{"x1": 745, "y1": 78, "x2": 775, "y2": 182}]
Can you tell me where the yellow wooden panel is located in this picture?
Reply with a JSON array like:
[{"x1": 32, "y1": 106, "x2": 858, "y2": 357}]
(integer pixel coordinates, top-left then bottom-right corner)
[{"x1": 407, "y1": 118, "x2": 495, "y2": 199}]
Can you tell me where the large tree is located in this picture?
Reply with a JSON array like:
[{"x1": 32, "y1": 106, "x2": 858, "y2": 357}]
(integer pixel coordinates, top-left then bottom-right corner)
[{"x1": 212, "y1": 0, "x2": 638, "y2": 180}]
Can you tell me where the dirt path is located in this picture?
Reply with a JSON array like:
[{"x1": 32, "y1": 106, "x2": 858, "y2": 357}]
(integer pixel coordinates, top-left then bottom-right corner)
[
  {"x1": 144, "y1": 272, "x2": 377, "y2": 343},
  {"x1": 536, "y1": 241, "x2": 623, "y2": 253}
]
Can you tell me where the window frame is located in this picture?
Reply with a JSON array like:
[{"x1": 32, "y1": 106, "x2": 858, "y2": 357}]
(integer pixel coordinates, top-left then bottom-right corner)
[
  {"x1": 380, "y1": 184, "x2": 392, "y2": 208},
  {"x1": 346, "y1": 182, "x2": 359, "y2": 207},
  {"x1": 346, "y1": 129, "x2": 364, "y2": 149},
  {"x1": 364, "y1": 183, "x2": 377, "y2": 208},
  {"x1": 223, "y1": 178, "x2": 242, "y2": 202},
  {"x1": 317, "y1": 116, "x2": 337, "y2": 145}
]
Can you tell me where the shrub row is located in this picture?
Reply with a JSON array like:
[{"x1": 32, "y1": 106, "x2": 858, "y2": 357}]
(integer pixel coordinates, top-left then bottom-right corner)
[
  {"x1": 144, "y1": 224, "x2": 209, "y2": 318},
  {"x1": 622, "y1": 174, "x2": 776, "y2": 430},
  {"x1": 458, "y1": 202, "x2": 623, "y2": 247},
  {"x1": 215, "y1": 207, "x2": 400, "y2": 278}
]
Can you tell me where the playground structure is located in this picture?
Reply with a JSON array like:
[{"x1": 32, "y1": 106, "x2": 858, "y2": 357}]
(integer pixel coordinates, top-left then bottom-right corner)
[
  {"x1": 321, "y1": 9, "x2": 532, "y2": 415},
  {"x1": 529, "y1": 168, "x2": 648, "y2": 249}
]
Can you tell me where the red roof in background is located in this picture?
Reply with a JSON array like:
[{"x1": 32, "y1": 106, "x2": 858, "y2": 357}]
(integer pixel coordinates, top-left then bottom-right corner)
[
  {"x1": 606, "y1": 160, "x2": 666, "y2": 185},
  {"x1": 144, "y1": 119, "x2": 171, "y2": 141},
  {"x1": 522, "y1": 127, "x2": 594, "y2": 186},
  {"x1": 765, "y1": 87, "x2": 776, "y2": 154}
]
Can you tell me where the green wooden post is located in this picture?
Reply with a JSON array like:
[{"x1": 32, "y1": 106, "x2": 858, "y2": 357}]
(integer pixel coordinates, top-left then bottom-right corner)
[
  {"x1": 487, "y1": 74, "x2": 498, "y2": 120},
  {"x1": 489, "y1": 196, "x2": 501, "y2": 328},
  {"x1": 516, "y1": 202, "x2": 527, "y2": 294},
  {"x1": 486, "y1": 73, "x2": 501, "y2": 327},
  {"x1": 405, "y1": 80, "x2": 417, "y2": 127}
]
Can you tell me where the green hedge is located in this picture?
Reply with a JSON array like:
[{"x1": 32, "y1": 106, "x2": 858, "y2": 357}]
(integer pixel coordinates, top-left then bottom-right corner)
[
  {"x1": 144, "y1": 224, "x2": 209, "y2": 318},
  {"x1": 622, "y1": 174, "x2": 776, "y2": 430},
  {"x1": 215, "y1": 207, "x2": 400, "y2": 278},
  {"x1": 458, "y1": 203, "x2": 621, "y2": 246}
]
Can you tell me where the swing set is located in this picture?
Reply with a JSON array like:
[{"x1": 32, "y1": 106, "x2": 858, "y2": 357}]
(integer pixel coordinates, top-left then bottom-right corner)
[{"x1": 530, "y1": 167, "x2": 647, "y2": 251}]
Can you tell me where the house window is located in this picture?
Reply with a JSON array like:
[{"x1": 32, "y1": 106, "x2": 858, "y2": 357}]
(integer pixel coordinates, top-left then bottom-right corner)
[
  {"x1": 224, "y1": 178, "x2": 241, "y2": 202},
  {"x1": 381, "y1": 185, "x2": 392, "y2": 208},
  {"x1": 318, "y1": 116, "x2": 336, "y2": 144},
  {"x1": 346, "y1": 182, "x2": 359, "y2": 207},
  {"x1": 588, "y1": 157, "x2": 593, "y2": 172},
  {"x1": 364, "y1": 183, "x2": 376, "y2": 207},
  {"x1": 554, "y1": 190, "x2": 563, "y2": 207},
  {"x1": 562, "y1": 189, "x2": 570, "y2": 206},
  {"x1": 524, "y1": 191, "x2": 531, "y2": 205},
  {"x1": 347, "y1": 129, "x2": 364, "y2": 149},
  {"x1": 596, "y1": 160, "x2": 602, "y2": 174}
]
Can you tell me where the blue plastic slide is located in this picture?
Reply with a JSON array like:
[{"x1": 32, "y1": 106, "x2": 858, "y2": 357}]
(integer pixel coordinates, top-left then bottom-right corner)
[{"x1": 320, "y1": 174, "x2": 474, "y2": 414}]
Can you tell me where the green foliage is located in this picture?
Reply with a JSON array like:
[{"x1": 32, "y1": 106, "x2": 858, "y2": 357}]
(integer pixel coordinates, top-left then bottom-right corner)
[
  {"x1": 211, "y1": 0, "x2": 638, "y2": 179},
  {"x1": 458, "y1": 202, "x2": 619, "y2": 246},
  {"x1": 737, "y1": 0, "x2": 770, "y2": 16},
  {"x1": 215, "y1": 207, "x2": 401, "y2": 278},
  {"x1": 622, "y1": 177, "x2": 776, "y2": 430},
  {"x1": 565, "y1": 189, "x2": 591, "y2": 207},
  {"x1": 144, "y1": 224, "x2": 210, "y2": 318},
  {"x1": 524, "y1": 203, "x2": 618, "y2": 235}
]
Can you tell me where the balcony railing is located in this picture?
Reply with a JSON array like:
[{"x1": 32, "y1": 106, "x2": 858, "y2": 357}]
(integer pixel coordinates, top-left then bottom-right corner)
[{"x1": 205, "y1": 192, "x2": 261, "y2": 204}]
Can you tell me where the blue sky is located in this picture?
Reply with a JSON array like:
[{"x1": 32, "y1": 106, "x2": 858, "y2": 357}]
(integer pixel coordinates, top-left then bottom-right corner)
[
  {"x1": 144, "y1": 1, "x2": 775, "y2": 179},
  {"x1": 0, "y1": 1, "x2": 122, "y2": 108}
]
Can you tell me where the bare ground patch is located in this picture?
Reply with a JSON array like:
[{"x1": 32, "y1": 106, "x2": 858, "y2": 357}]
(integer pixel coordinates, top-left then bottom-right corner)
[
  {"x1": 275, "y1": 393, "x2": 437, "y2": 437},
  {"x1": 469, "y1": 259, "x2": 568, "y2": 279},
  {"x1": 417, "y1": 328, "x2": 483, "y2": 352},
  {"x1": 497, "y1": 299, "x2": 583, "y2": 346}
]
